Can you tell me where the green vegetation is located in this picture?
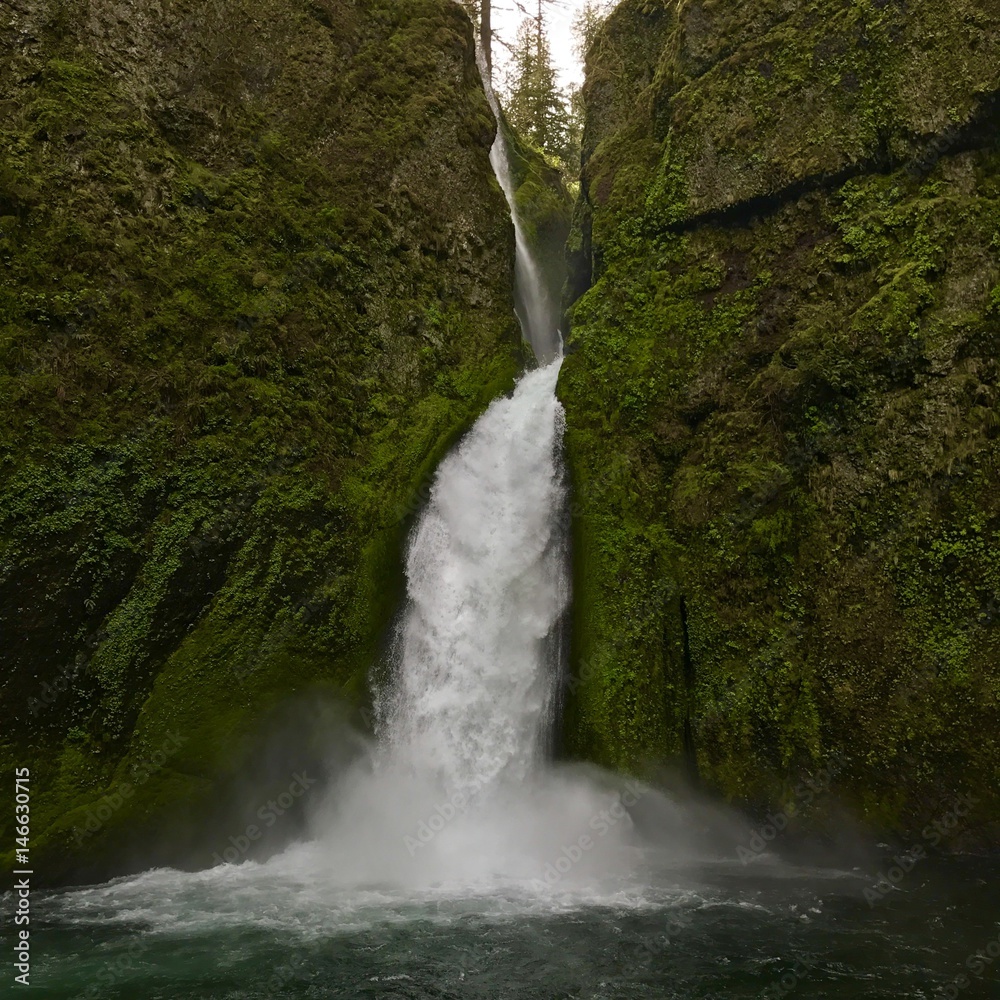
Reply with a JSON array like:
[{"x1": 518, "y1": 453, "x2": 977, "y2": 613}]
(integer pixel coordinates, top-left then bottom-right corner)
[
  {"x1": 5, "y1": 0, "x2": 1000, "y2": 882},
  {"x1": 560, "y1": 0, "x2": 1000, "y2": 845},
  {"x1": 503, "y1": 12, "x2": 576, "y2": 168},
  {"x1": 501, "y1": 115, "x2": 574, "y2": 327},
  {"x1": 0, "y1": 0, "x2": 520, "y2": 882}
]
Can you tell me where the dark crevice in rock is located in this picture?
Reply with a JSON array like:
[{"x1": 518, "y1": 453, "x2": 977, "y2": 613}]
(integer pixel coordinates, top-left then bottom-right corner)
[
  {"x1": 564, "y1": 205, "x2": 593, "y2": 320},
  {"x1": 678, "y1": 595, "x2": 700, "y2": 787}
]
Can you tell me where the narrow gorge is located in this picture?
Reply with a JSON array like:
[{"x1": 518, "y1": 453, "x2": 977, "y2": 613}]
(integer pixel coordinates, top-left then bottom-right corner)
[{"x1": 1, "y1": 0, "x2": 999, "y2": 996}]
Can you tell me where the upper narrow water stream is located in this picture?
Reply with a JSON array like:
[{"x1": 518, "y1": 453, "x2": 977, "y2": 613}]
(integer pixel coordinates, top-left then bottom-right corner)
[{"x1": 479, "y1": 49, "x2": 563, "y2": 364}]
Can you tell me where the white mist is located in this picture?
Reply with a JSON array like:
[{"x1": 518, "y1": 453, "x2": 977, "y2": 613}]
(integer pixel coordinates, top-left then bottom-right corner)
[{"x1": 297, "y1": 356, "x2": 640, "y2": 892}]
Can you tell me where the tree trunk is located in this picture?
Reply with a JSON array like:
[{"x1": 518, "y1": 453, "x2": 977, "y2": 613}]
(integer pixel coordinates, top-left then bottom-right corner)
[{"x1": 481, "y1": 1, "x2": 492, "y2": 77}]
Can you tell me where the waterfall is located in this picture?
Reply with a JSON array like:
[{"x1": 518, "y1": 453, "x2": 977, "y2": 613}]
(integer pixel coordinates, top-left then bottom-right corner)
[
  {"x1": 479, "y1": 51, "x2": 563, "y2": 364},
  {"x1": 379, "y1": 360, "x2": 568, "y2": 799},
  {"x1": 298, "y1": 45, "x2": 638, "y2": 889},
  {"x1": 372, "y1": 46, "x2": 570, "y2": 804}
]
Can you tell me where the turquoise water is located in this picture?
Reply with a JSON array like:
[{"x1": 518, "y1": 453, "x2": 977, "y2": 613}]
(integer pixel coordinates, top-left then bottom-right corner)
[{"x1": 20, "y1": 848, "x2": 1000, "y2": 998}]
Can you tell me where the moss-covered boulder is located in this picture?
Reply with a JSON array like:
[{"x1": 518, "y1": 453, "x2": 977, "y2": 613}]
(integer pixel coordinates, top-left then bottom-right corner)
[
  {"x1": 0, "y1": 0, "x2": 519, "y2": 883},
  {"x1": 561, "y1": 0, "x2": 1000, "y2": 846}
]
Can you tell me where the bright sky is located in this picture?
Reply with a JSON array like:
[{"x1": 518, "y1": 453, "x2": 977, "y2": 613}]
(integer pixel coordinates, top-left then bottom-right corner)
[{"x1": 491, "y1": 0, "x2": 595, "y2": 91}]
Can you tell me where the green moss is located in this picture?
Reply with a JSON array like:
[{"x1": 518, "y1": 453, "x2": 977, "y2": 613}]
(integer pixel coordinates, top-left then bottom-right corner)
[
  {"x1": 0, "y1": 0, "x2": 519, "y2": 881},
  {"x1": 644, "y1": 0, "x2": 1000, "y2": 220},
  {"x1": 500, "y1": 115, "x2": 573, "y2": 329},
  {"x1": 560, "y1": 0, "x2": 1000, "y2": 842}
]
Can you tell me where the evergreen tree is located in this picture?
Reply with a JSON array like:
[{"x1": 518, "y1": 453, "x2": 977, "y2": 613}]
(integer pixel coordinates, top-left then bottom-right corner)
[
  {"x1": 502, "y1": 13, "x2": 572, "y2": 165},
  {"x1": 573, "y1": 0, "x2": 610, "y2": 64}
]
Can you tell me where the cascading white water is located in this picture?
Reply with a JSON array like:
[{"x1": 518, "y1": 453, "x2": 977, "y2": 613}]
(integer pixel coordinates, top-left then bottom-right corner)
[
  {"x1": 379, "y1": 360, "x2": 568, "y2": 799},
  {"x1": 245, "y1": 39, "x2": 663, "y2": 895},
  {"x1": 491, "y1": 141, "x2": 560, "y2": 363},
  {"x1": 36, "y1": 38, "x2": 741, "y2": 940},
  {"x1": 30, "y1": 41, "x2": 770, "y2": 993},
  {"x1": 372, "y1": 48, "x2": 570, "y2": 807}
]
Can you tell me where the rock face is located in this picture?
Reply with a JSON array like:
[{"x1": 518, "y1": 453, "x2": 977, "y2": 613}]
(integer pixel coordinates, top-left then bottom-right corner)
[
  {"x1": 561, "y1": 0, "x2": 1000, "y2": 845},
  {"x1": 0, "y1": 0, "x2": 519, "y2": 882}
]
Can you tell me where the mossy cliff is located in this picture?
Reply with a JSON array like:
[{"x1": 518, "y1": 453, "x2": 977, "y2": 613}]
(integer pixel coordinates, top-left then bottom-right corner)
[
  {"x1": 0, "y1": 0, "x2": 519, "y2": 882},
  {"x1": 560, "y1": 0, "x2": 1000, "y2": 845}
]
